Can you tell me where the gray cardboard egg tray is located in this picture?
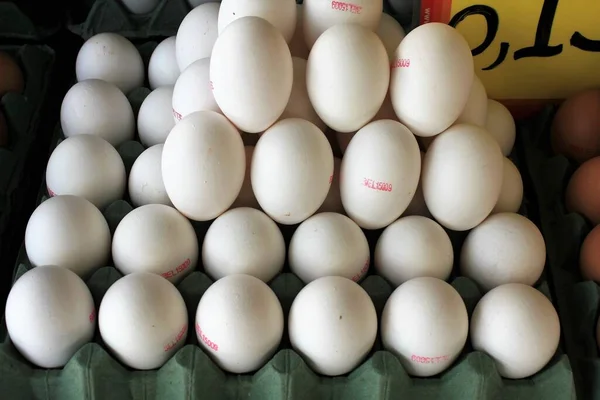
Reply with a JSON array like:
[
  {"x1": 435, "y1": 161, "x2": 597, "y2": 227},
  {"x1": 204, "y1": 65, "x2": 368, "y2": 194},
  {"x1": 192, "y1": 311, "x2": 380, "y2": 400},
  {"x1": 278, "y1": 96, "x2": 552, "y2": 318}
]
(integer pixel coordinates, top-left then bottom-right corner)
[
  {"x1": 0, "y1": 1, "x2": 62, "y2": 40},
  {"x1": 0, "y1": 77, "x2": 576, "y2": 398},
  {"x1": 0, "y1": 45, "x2": 54, "y2": 264},
  {"x1": 519, "y1": 106, "x2": 600, "y2": 399}
]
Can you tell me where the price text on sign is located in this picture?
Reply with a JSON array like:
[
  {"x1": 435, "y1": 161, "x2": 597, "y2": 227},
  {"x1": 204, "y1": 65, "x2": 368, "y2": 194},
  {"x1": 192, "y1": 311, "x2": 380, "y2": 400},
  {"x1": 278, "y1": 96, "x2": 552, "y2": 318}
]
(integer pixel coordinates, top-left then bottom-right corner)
[{"x1": 420, "y1": 0, "x2": 600, "y2": 100}]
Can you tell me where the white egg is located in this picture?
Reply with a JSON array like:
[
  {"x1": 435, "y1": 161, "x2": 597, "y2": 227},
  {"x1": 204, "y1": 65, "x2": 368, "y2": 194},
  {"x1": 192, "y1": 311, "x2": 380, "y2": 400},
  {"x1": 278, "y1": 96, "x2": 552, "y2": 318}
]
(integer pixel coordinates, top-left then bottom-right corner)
[
  {"x1": 231, "y1": 146, "x2": 260, "y2": 209},
  {"x1": 112, "y1": 204, "x2": 197, "y2": 283},
  {"x1": 289, "y1": 212, "x2": 369, "y2": 283},
  {"x1": 120, "y1": 0, "x2": 159, "y2": 14},
  {"x1": 460, "y1": 213, "x2": 545, "y2": 291},
  {"x1": 485, "y1": 99, "x2": 516, "y2": 156},
  {"x1": 61, "y1": 80, "x2": 135, "y2": 147},
  {"x1": 390, "y1": 23, "x2": 474, "y2": 137},
  {"x1": 455, "y1": 75, "x2": 487, "y2": 127},
  {"x1": 148, "y1": 37, "x2": 180, "y2": 89},
  {"x1": 422, "y1": 124, "x2": 503, "y2": 231},
  {"x1": 375, "y1": 216, "x2": 453, "y2": 287},
  {"x1": 303, "y1": 0, "x2": 382, "y2": 49},
  {"x1": 375, "y1": 12, "x2": 405, "y2": 60},
  {"x1": 176, "y1": 2, "x2": 220, "y2": 72},
  {"x1": 195, "y1": 274, "x2": 284, "y2": 373},
  {"x1": 318, "y1": 157, "x2": 343, "y2": 214},
  {"x1": 492, "y1": 158, "x2": 523, "y2": 214},
  {"x1": 336, "y1": 131, "x2": 355, "y2": 155},
  {"x1": 288, "y1": 276, "x2": 377, "y2": 376},
  {"x1": 5, "y1": 265, "x2": 96, "y2": 368},
  {"x1": 306, "y1": 24, "x2": 389, "y2": 133},
  {"x1": 211, "y1": 16, "x2": 293, "y2": 133},
  {"x1": 162, "y1": 111, "x2": 245, "y2": 221},
  {"x1": 128, "y1": 144, "x2": 172, "y2": 207},
  {"x1": 218, "y1": 0, "x2": 297, "y2": 43},
  {"x1": 137, "y1": 86, "x2": 175, "y2": 147},
  {"x1": 279, "y1": 57, "x2": 326, "y2": 131},
  {"x1": 288, "y1": 4, "x2": 309, "y2": 59},
  {"x1": 471, "y1": 283, "x2": 560, "y2": 379},
  {"x1": 172, "y1": 58, "x2": 220, "y2": 123},
  {"x1": 99, "y1": 272, "x2": 188, "y2": 370},
  {"x1": 381, "y1": 277, "x2": 468, "y2": 377},
  {"x1": 251, "y1": 118, "x2": 333, "y2": 225},
  {"x1": 202, "y1": 207, "x2": 285, "y2": 282},
  {"x1": 46, "y1": 135, "x2": 126, "y2": 210},
  {"x1": 402, "y1": 151, "x2": 431, "y2": 218},
  {"x1": 340, "y1": 120, "x2": 421, "y2": 230},
  {"x1": 25, "y1": 196, "x2": 111, "y2": 278},
  {"x1": 76, "y1": 33, "x2": 144, "y2": 94}
]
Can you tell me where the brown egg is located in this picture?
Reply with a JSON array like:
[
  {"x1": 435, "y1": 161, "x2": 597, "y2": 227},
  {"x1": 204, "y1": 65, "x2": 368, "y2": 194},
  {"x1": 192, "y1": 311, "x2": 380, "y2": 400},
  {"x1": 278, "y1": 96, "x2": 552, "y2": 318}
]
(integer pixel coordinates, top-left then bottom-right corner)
[
  {"x1": 580, "y1": 225, "x2": 600, "y2": 281},
  {"x1": 551, "y1": 88, "x2": 600, "y2": 164},
  {"x1": 0, "y1": 110, "x2": 7, "y2": 147},
  {"x1": 566, "y1": 156, "x2": 600, "y2": 224},
  {"x1": 0, "y1": 51, "x2": 24, "y2": 97}
]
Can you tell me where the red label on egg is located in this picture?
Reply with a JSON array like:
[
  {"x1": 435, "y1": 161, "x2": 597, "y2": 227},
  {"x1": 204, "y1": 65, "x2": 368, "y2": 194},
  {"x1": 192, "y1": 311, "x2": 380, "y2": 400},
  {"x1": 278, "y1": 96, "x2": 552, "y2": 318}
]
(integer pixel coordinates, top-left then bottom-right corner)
[
  {"x1": 391, "y1": 59, "x2": 411, "y2": 69},
  {"x1": 363, "y1": 178, "x2": 393, "y2": 192},
  {"x1": 209, "y1": 80, "x2": 214, "y2": 91},
  {"x1": 89, "y1": 308, "x2": 96, "y2": 323},
  {"x1": 351, "y1": 258, "x2": 370, "y2": 282},
  {"x1": 331, "y1": 1, "x2": 362, "y2": 13},
  {"x1": 329, "y1": 174, "x2": 334, "y2": 184},
  {"x1": 173, "y1": 108, "x2": 183, "y2": 121},
  {"x1": 161, "y1": 258, "x2": 191, "y2": 280},
  {"x1": 411, "y1": 354, "x2": 450, "y2": 364},
  {"x1": 47, "y1": 187, "x2": 56, "y2": 197},
  {"x1": 164, "y1": 323, "x2": 188, "y2": 352},
  {"x1": 195, "y1": 322, "x2": 218, "y2": 352}
]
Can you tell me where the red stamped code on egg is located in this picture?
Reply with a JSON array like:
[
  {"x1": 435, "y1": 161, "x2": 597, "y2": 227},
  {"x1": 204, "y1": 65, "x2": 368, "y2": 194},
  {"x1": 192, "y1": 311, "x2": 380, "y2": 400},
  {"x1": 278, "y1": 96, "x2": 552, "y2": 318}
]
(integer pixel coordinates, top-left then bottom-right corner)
[
  {"x1": 164, "y1": 323, "x2": 188, "y2": 352},
  {"x1": 331, "y1": 1, "x2": 362, "y2": 13},
  {"x1": 89, "y1": 308, "x2": 96, "y2": 323},
  {"x1": 363, "y1": 178, "x2": 393, "y2": 192},
  {"x1": 351, "y1": 258, "x2": 370, "y2": 282},
  {"x1": 47, "y1": 187, "x2": 56, "y2": 197},
  {"x1": 209, "y1": 80, "x2": 214, "y2": 91},
  {"x1": 411, "y1": 354, "x2": 450, "y2": 364},
  {"x1": 173, "y1": 108, "x2": 183, "y2": 121},
  {"x1": 195, "y1": 322, "x2": 218, "y2": 352},
  {"x1": 161, "y1": 258, "x2": 191, "y2": 280},
  {"x1": 391, "y1": 59, "x2": 411, "y2": 69}
]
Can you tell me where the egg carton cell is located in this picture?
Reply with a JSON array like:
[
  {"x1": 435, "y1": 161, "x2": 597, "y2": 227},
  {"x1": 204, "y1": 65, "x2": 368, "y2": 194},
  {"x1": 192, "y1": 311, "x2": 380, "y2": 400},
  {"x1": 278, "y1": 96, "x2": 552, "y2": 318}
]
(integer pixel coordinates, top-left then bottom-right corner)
[
  {"x1": 0, "y1": 1, "x2": 62, "y2": 40},
  {"x1": 519, "y1": 105, "x2": 600, "y2": 400}
]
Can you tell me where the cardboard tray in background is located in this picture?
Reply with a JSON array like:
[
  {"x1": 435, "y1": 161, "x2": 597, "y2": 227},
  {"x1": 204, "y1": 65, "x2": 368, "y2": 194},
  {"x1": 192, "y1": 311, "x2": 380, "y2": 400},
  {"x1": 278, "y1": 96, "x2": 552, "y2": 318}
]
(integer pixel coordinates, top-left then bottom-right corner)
[
  {"x1": 0, "y1": 1, "x2": 63, "y2": 40},
  {"x1": 519, "y1": 106, "x2": 600, "y2": 399},
  {"x1": 0, "y1": 75, "x2": 576, "y2": 398}
]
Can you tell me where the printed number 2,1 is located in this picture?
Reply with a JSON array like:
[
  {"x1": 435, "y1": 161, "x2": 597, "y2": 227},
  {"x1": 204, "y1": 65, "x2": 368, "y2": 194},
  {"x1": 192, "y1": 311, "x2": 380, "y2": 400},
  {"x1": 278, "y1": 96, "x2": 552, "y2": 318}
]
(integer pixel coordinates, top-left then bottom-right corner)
[{"x1": 449, "y1": 0, "x2": 600, "y2": 71}]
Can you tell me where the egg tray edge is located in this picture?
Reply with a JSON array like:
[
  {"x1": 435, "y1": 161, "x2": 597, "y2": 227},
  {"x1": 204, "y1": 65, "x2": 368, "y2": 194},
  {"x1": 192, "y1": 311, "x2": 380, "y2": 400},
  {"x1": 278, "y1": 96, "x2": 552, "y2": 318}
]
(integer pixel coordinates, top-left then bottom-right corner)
[{"x1": 0, "y1": 2, "x2": 62, "y2": 40}]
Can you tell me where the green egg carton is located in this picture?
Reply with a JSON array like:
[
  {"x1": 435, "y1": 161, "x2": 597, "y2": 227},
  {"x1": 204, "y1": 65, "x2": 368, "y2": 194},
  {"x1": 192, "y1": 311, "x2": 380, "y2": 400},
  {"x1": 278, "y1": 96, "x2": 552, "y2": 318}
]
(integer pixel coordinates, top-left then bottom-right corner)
[
  {"x1": 0, "y1": 83, "x2": 576, "y2": 398},
  {"x1": 0, "y1": 1, "x2": 62, "y2": 40},
  {"x1": 519, "y1": 106, "x2": 600, "y2": 399}
]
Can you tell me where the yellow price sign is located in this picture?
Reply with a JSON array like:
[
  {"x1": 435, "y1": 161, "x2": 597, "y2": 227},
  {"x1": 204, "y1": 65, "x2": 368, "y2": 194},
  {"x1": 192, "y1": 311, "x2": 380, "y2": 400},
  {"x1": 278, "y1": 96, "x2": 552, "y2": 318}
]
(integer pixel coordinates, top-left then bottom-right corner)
[{"x1": 421, "y1": 0, "x2": 600, "y2": 101}]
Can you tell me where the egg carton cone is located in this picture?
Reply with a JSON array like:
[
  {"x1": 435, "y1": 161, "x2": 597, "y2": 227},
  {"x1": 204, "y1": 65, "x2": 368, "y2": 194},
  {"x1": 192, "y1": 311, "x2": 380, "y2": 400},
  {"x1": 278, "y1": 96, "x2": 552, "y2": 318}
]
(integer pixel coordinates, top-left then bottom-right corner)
[
  {"x1": 518, "y1": 106, "x2": 600, "y2": 399},
  {"x1": 0, "y1": 1, "x2": 62, "y2": 40}
]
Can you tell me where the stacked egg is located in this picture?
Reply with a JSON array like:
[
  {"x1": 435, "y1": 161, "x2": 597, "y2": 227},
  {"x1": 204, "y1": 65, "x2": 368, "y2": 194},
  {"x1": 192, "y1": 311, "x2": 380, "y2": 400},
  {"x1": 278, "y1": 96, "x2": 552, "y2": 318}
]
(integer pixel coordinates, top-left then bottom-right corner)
[{"x1": 6, "y1": 0, "x2": 558, "y2": 380}]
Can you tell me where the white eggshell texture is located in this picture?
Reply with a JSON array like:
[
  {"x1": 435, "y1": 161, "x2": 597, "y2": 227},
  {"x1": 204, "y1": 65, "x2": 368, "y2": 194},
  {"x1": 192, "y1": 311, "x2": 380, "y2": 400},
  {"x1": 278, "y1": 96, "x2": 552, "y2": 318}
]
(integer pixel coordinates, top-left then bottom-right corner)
[
  {"x1": 60, "y1": 79, "x2": 135, "y2": 147},
  {"x1": 148, "y1": 37, "x2": 180, "y2": 89},
  {"x1": 390, "y1": 23, "x2": 474, "y2": 137},
  {"x1": 176, "y1": 2, "x2": 220, "y2": 72},
  {"x1": 112, "y1": 204, "x2": 198, "y2": 283},
  {"x1": 218, "y1": 0, "x2": 297, "y2": 43},
  {"x1": 455, "y1": 75, "x2": 487, "y2": 127},
  {"x1": 202, "y1": 207, "x2": 285, "y2": 282},
  {"x1": 492, "y1": 157, "x2": 523, "y2": 214},
  {"x1": 137, "y1": 86, "x2": 176, "y2": 147},
  {"x1": 162, "y1": 111, "x2": 245, "y2": 221},
  {"x1": 485, "y1": 99, "x2": 516, "y2": 156},
  {"x1": 375, "y1": 216, "x2": 453, "y2": 287},
  {"x1": 46, "y1": 135, "x2": 126, "y2": 210},
  {"x1": 460, "y1": 213, "x2": 545, "y2": 292},
  {"x1": 289, "y1": 212, "x2": 369, "y2": 283},
  {"x1": 25, "y1": 195, "x2": 111, "y2": 278},
  {"x1": 470, "y1": 283, "x2": 560, "y2": 379},
  {"x1": 173, "y1": 58, "x2": 221, "y2": 123},
  {"x1": 76, "y1": 33, "x2": 144, "y2": 94},
  {"x1": 422, "y1": 124, "x2": 504, "y2": 231},
  {"x1": 288, "y1": 276, "x2": 377, "y2": 376},
  {"x1": 340, "y1": 120, "x2": 421, "y2": 229},
  {"x1": 381, "y1": 277, "x2": 468, "y2": 377},
  {"x1": 302, "y1": 0, "x2": 382, "y2": 49},
  {"x1": 5, "y1": 265, "x2": 96, "y2": 368},
  {"x1": 129, "y1": 144, "x2": 172, "y2": 207},
  {"x1": 306, "y1": 24, "x2": 389, "y2": 133},
  {"x1": 211, "y1": 16, "x2": 293, "y2": 133},
  {"x1": 251, "y1": 118, "x2": 333, "y2": 225},
  {"x1": 99, "y1": 272, "x2": 188, "y2": 370},
  {"x1": 375, "y1": 12, "x2": 405, "y2": 60},
  {"x1": 195, "y1": 274, "x2": 284, "y2": 373},
  {"x1": 318, "y1": 157, "x2": 343, "y2": 214}
]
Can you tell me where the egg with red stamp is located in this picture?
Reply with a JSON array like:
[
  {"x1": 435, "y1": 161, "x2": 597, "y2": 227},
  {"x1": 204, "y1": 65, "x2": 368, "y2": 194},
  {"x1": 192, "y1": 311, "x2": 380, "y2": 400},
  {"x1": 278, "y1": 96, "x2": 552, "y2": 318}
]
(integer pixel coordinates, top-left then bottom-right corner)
[{"x1": 173, "y1": 58, "x2": 221, "y2": 123}]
